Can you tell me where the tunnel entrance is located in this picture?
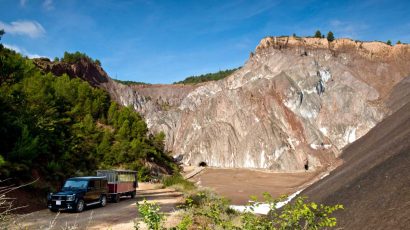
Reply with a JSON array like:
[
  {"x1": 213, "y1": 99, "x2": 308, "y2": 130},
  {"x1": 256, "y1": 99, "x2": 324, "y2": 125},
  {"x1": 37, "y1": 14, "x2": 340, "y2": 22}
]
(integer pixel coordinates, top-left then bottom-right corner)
[
  {"x1": 304, "y1": 163, "x2": 309, "y2": 171},
  {"x1": 199, "y1": 161, "x2": 207, "y2": 167}
]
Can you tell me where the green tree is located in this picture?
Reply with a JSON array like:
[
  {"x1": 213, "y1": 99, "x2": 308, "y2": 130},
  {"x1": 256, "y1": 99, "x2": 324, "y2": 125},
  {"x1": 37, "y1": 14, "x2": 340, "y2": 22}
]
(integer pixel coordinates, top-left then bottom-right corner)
[
  {"x1": 0, "y1": 29, "x2": 4, "y2": 40},
  {"x1": 0, "y1": 45, "x2": 178, "y2": 190},
  {"x1": 397, "y1": 40, "x2": 402, "y2": 44},
  {"x1": 314, "y1": 30, "x2": 322, "y2": 38},
  {"x1": 117, "y1": 119, "x2": 131, "y2": 140},
  {"x1": 327, "y1": 31, "x2": 335, "y2": 42},
  {"x1": 386, "y1": 40, "x2": 392, "y2": 45}
]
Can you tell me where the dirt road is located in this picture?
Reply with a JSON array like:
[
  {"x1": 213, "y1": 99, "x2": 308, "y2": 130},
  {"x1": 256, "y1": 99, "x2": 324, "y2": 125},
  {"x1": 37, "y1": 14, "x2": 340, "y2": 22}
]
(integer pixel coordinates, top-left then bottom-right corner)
[
  {"x1": 11, "y1": 183, "x2": 183, "y2": 230},
  {"x1": 10, "y1": 168, "x2": 323, "y2": 229}
]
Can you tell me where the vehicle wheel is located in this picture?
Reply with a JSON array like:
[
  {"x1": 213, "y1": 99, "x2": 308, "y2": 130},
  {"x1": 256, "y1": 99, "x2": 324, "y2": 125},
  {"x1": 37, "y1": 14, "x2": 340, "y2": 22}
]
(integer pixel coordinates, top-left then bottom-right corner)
[
  {"x1": 76, "y1": 199, "x2": 85, "y2": 212},
  {"x1": 130, "y1": 191, "x2": 136, "y2": 199},
  {"x1": 100, "y1": 195, "x2": 107, "y2": 207},
  {"x1": 49, "y1": 208, "x2": 58, "y2": 212},
  {"x1": 113, "y1": 194, "x2": 120, "y2": 203}
]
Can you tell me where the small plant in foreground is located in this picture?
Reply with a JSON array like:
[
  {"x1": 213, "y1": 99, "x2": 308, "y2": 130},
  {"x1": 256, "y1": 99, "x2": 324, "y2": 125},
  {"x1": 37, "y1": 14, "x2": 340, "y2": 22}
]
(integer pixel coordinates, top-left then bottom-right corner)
[
  {"x1": 136, "y1": 190, "x2": 343, "y2": 230},
  {"x1": 243, "y1": 193, "x2": 343, "y2": 229},
  {"x1": 136, "y1": 200, "x2": 164, "y2": 230}
]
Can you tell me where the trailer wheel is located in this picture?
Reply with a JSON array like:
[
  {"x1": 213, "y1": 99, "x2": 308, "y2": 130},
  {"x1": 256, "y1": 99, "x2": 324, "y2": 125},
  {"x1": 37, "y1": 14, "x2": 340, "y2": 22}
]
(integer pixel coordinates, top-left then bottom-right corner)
[
  {"x1": 112, "y1": 194, "x2": 120, "y2": 203},
  {"x1": 131, "y1": 191, "x2": 136, "y2": 199}
]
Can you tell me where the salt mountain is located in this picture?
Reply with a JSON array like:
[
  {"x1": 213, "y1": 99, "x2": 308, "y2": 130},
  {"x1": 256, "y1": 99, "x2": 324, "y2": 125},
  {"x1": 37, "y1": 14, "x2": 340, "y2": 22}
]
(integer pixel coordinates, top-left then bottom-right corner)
[{"x1": 34, "y1": 36, "x2": 410, "y2": 172}]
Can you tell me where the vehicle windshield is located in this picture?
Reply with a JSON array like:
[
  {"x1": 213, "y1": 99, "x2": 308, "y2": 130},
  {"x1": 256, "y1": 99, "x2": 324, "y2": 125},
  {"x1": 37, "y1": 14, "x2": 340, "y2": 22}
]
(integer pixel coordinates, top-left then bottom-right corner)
[{"x1": 62, "y1": 180, "x2": 88, "y2": 191}]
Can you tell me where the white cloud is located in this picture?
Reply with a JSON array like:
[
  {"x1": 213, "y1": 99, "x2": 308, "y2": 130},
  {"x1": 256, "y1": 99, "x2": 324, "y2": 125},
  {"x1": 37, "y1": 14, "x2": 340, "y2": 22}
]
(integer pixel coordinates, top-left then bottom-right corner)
[
  {"x1": 43, "y1": 0, "x2": 54, "y2": 10},
  {"x1": 4, "y1": 43, "x2": 46, "y2": 59},
  {"x1": 0, "y1": 20, "x2": 45, "y2": 38}
]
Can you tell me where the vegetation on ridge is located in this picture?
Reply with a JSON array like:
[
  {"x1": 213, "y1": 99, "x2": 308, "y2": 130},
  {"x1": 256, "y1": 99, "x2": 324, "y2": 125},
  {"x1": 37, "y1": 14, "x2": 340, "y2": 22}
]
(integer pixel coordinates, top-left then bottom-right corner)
[
  {"x1": 113, "y1": 79, "x2": 150, "y2": 85},
  {"x1": 54, "y1": 51, "x2": 102, "y2": 66},
  {"x1": 174, "y1": 67, "x2": 240, "y2": 84}
]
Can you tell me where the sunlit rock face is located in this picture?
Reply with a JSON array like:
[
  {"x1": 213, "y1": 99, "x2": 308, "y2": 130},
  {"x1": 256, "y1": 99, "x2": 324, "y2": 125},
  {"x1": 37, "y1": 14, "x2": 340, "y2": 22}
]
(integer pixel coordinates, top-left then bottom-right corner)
[
  {"x1": 105, "y1": 37, "x2": 410, "y2": 171},
  {"x1": 34, "y1": 37, "x2": 410, "y2": 172}
]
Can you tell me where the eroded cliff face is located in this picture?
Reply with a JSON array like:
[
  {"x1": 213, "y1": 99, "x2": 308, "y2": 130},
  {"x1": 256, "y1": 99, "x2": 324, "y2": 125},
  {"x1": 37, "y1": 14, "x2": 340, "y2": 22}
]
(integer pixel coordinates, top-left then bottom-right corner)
[{"x1": 34, "y1": 37, "x2": 410, "y2": 172}]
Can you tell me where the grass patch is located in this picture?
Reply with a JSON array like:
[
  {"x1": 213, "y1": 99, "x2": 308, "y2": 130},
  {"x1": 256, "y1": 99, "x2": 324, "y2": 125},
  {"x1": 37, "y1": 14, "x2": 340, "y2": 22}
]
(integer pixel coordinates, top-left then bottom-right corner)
[{"x1": 161, "y1": 174, "x2": 195, "y2": 192}]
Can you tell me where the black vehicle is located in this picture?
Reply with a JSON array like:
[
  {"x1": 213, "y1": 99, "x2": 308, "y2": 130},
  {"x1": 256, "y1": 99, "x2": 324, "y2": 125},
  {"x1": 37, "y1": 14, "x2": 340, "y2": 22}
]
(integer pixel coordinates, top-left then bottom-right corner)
[{"x1": 47, "y1": 176, "x2": 108, "y2": 212}]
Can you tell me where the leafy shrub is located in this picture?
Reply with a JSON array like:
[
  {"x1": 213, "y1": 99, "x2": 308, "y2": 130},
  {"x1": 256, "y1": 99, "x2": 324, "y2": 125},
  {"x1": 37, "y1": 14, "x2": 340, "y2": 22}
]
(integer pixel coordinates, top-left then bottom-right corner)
[
  {"x1": 243, "y1": 193, "x2": 343, "y2": 229},
  {"x1": 136, "y1": 200, "x2": 164, "y2": 230},
  {"x1": 162, "y1": 174, "x2": 195, "y2": 191},
  {"x1": 139, "y1": 189, "x2": 343, "y2": 230}
]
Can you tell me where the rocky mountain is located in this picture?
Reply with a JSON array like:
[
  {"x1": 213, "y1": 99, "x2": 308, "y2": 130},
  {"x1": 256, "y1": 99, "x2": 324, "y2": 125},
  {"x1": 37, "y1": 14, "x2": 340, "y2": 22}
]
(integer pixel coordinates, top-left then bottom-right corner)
[{"x1": 34, "y1": 36, "x2": 410, "y2": 172}]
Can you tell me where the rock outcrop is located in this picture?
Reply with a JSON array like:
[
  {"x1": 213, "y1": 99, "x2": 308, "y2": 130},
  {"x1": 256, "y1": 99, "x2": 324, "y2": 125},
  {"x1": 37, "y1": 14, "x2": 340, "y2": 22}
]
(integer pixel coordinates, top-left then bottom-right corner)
[
  {"x1": 33, "y1": 57, "x2": 109, "y2": 86},
  {"x1": 34, "y1": 37, "x2": 410, "y2": 172}
]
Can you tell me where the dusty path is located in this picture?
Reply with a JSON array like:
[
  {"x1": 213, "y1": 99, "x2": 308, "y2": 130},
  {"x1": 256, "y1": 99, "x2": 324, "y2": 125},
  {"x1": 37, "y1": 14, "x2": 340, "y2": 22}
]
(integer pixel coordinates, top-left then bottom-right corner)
[
  {"x1": 9, "y1": 168, "x2": 325, "y2": 229},
  {"x1": 10, "y1": 183, "x2": 183, "y2": 230}
]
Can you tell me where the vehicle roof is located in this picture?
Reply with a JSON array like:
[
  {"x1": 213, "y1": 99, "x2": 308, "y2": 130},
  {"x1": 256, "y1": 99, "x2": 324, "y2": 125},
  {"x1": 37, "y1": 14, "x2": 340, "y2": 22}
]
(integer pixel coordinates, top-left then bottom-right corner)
[{"x1": 68, "y1": 176, "x2": 107, "y2": 180}]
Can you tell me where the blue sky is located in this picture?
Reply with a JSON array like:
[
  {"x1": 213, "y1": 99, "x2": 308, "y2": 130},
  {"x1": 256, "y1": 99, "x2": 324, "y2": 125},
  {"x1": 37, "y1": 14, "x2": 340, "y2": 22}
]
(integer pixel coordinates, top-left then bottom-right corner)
[{"x1": 1, "y1": 0, "x2": 410, "y2": 83}]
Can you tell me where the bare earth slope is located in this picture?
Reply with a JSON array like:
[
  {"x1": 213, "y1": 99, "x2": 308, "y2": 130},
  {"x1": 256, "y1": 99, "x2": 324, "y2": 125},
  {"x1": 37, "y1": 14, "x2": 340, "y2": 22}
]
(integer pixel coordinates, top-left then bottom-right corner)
[{"x1": 301, "y1": 100, "x2": 410, "y2": 229}]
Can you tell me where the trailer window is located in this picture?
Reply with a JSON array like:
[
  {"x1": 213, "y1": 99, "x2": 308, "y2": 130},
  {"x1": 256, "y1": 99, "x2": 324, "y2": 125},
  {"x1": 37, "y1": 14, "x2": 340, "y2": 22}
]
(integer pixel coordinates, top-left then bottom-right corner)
[{"x1": 119, "y1": 174, "x2": 133, "y2": 182}]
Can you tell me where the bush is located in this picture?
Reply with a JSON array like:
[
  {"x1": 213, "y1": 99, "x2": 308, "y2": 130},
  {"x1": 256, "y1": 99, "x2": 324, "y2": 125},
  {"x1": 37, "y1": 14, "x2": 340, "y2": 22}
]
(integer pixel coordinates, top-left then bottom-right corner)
[
  {"x1": 314, "y1": 30, "x2": 322, "y2": 38},
  {"x1": 140, "y1": 189, "x2": 343, "y2": 229},
  {"x1": 136, "y1": 200, "x2": 164, "y2": 230},
  {"x1": 162, "y1": 174, "x2": 195, "y2": 191}
]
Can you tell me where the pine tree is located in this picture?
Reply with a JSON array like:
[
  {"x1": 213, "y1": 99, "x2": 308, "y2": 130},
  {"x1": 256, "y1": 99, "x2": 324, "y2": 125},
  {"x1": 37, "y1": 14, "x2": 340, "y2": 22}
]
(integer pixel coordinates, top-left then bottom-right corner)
[
  {"x1": 314, "y1": 30, "x2": 322, "y2": 38},
  {"x1": 397, "y1": 40, "x2": 402, "y2": 44},
  {"x1": 327, "y1": 31, "x2": 335, "y2": 42},
  {"x1": 387, "y1": 40, "x2": 392, "y2": 46}
]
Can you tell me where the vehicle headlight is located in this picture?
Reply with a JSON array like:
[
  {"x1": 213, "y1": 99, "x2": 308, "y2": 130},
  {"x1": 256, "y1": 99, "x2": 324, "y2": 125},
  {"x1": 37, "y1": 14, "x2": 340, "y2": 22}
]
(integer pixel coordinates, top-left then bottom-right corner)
[{"x1": 66, "y1": 195, "x2": 75, "y2": 201}]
